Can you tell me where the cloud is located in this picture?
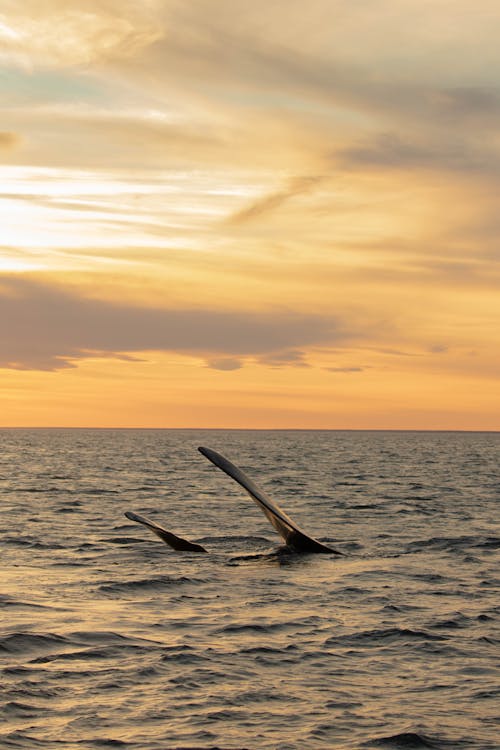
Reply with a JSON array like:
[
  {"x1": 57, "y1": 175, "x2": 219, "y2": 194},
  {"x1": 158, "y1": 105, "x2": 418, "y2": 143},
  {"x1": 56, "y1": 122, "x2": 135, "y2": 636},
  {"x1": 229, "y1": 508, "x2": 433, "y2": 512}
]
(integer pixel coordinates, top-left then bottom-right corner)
[
  {"x1": 226, "y1": 176, "x2": 324, "y2": 225},
  {"x1": 0, "y1": 1, "x2": 163, "y2": 68},
  {"x1": 326, "y1": 366, "x2": 364, "y2": 373},
  {"x1": 0, "y1": 132, "x2": 21, "y2": 149},
  {"x1": 256, "y1": 349, "x2": 310, "y2": 368},
  {"x1": 336, "y1": 132, "x2": 493, "y2": 174},
  {"x1": 206, "y1": 357, "x2": 243, "y2": 371},
  {"x1": 126, "y1": 4, "x2": 499, "y2": 138},
  {"x1": 0, "y1": 275, "x2": 349, "y2": 371},
  {"x1": 432, "y1": 86, "x2": 500, "y2": 123},
  {"x1": 5, "y1": 3, "x2": 500, "y2": 185},
  {"x1": 2, "y1": 104, "x2": 227, "y2": 169}
]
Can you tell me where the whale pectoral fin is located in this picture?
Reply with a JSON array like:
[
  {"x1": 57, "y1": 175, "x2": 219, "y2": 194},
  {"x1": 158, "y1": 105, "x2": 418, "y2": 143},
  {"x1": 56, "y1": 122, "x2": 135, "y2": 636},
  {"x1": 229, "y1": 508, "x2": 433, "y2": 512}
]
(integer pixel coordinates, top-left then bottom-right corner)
[
  {"x1": 198, "y1": 447, "x2": 342, "y2": 555},
  {"x1": 124, "y1": 511, "x2": 208, "y2": 553}
]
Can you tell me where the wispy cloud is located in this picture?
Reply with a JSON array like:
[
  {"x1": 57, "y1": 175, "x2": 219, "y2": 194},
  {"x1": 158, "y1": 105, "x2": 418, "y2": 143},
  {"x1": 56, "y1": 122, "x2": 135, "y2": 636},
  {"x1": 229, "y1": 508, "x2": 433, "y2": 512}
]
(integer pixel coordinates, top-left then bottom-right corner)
[
  {"x1": 336, "y1": 131, "x2": 497, "y2": 176},
  {"x1": 226, "y1": 176, "x2": 324, "y2": 225},
  {"x1": 326, "y1": 366, "x2": 365, "y2": 373},
  {"x1": 0, "y1": 1, "x2": 163, "y2": 67},
  {"x1": 0, "y1": 131, "x2": 21, "y2": 149}
]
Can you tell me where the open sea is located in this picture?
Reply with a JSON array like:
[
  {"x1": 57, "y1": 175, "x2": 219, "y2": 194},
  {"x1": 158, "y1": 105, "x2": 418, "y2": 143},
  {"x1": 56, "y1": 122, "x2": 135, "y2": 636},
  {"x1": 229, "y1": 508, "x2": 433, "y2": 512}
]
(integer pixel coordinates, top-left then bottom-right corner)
[{"x1": 0, "y1": 429, "x2": 498, "y2": 750}]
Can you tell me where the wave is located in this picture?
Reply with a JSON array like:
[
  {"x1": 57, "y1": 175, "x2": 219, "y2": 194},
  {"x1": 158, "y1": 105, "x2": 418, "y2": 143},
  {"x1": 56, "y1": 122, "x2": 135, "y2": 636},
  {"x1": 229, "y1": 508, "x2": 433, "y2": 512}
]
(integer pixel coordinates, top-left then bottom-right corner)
[
  {"x1": 0, "y1": 630, "x2": 160, "y2": 658},
  {"x1": 0, "y1": 536, "x2": 65, "y2": 549},
  {"x1": 0, "y1": 594, "x2": 49, "y2": 610},
  {"x1": 361, "y1": 731, "x2": 468, "y2": 750},
  {"x1": 216, "y1": 621, "x2": 287, "y2": 634},
  {"x1": 241, "y1": 644, "x2": 299, "y2": 655},
  {"x1": 159, "y1": 650, "x2": 209, "y2": 666},
  {"x1": 428, "y1": 612, "x2": 487, "y2": 630},
  {"x1": 405, "y1": 535, "x2": 500, "y2": 553},
  {"x1": 2, "y1": 683, "x2": 62, "y2": 700},
  {"x1": 98, "y1": 575, "x2": 206, "y2": 594},
  {"x1": 3, "y1": 487, "x2": 68, "y2": 494},
  {"x1": 473, "y1": 687, "x2": 500, "y2": 700},
  {"x1": 0, "y1": 731, "x2": 133, "y2": 748},
  {"x1": 70, "y1": 630, "x2": 160, "y2": 646},
  {"x1": 323, "y1": 628, "x2": 449, "y2": 649},
  {"x1": 3, "y1": 701, "x2": 49, "y2": 718},
  {"x1": 100, "y1": 536, "x2": 144, "y2": 545},
  {"x1": 0, "y1": 632, "x2": 74, "y2": 654},
  {"x1": 363, "y1": 732, "x2": 443, "y2": 750},
  {"x1": 30, "y1": 644, "x2": 152, "y2": 663},
  {"x1": 81, "y1": 488, "x2": 120, "y2": 495}
]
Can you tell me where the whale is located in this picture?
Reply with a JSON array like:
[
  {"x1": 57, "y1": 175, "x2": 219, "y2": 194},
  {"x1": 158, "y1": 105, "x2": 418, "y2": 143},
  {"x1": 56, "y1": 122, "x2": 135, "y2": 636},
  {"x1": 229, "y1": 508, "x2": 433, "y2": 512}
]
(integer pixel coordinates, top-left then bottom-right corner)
[
  {"x1": 124, "y1": 511, "x2": 208, "y2": 552},
  {"x1": 198, "y1": 447, "x2": 342, "y2": 554},
  {"x1": 124, "y1": 447, "x2": 342, "y2": 555}
]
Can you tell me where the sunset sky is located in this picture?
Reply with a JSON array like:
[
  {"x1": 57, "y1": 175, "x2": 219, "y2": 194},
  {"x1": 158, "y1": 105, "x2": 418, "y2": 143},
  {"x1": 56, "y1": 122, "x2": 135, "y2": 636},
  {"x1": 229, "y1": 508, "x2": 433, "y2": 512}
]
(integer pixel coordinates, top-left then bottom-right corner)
[{"x1": 1, "y1": 0, "x2": 499, "y2": 429}]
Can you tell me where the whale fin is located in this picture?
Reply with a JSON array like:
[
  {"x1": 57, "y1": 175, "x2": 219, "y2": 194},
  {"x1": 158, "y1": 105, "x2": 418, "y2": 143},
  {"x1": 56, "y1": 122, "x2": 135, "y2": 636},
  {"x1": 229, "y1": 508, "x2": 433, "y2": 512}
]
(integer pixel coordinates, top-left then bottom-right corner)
[
  {"x1": 198, "y1": 447, "x2": 342, "y2": 555},
  {"x1": 124, "y1": 511, "x2": 208, "y2": 553}
]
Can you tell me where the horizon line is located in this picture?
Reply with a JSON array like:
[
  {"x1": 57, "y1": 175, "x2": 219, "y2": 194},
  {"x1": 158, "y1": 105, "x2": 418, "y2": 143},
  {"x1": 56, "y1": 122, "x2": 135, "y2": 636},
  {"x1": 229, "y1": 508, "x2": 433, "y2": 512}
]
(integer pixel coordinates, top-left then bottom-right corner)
[{"x1": 0, "y1": 426, "x2": 498, "y2": 433}]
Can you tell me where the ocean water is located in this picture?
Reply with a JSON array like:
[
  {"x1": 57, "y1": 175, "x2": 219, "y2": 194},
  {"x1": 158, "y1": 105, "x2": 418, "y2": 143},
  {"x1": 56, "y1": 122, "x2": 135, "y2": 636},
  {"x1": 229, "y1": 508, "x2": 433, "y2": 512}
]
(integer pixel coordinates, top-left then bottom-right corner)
[{"x1": 0, "y1": 429, "x2": 498, "y2": 750}]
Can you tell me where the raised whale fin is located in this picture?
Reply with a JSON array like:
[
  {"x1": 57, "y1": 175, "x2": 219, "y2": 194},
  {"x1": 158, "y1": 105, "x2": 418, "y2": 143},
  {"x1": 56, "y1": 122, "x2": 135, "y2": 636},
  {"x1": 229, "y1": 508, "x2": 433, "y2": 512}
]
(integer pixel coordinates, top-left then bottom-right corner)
[
  {"x1": 124, "y1": 511, "x2": 208, "y2": 553},
  {"x1": 198, "y1": 447, "x2": 342, "y2": 555}
]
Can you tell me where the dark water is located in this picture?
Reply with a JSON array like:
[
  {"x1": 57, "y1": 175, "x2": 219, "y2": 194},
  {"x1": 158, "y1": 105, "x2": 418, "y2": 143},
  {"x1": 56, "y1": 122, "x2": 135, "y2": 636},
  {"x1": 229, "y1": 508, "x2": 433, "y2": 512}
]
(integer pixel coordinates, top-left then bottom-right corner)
[{"x1": 0, "y1": 429, "x2": 498, "y2": 750}]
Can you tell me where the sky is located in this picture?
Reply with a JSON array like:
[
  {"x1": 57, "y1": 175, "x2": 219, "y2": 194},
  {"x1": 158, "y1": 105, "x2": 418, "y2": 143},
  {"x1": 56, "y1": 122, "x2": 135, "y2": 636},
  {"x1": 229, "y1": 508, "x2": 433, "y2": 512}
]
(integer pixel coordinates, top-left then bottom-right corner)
[{"x1": 1, "y1": 0, "x2": 499, "y2": 429}]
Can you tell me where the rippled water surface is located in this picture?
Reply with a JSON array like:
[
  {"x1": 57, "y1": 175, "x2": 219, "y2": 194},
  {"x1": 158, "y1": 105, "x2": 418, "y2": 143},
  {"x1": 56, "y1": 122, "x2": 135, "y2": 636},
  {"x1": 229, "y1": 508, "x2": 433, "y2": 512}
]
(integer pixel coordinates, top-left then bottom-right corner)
[{"x1": 1, "y1": 429, "x2": 499, "y2": 750}]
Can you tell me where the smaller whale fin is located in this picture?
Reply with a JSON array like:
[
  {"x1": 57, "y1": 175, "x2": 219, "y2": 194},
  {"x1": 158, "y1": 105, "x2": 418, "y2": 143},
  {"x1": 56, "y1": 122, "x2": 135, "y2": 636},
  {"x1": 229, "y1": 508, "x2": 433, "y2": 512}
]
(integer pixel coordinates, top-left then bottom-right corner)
[
  {"x1": 124, "y1": 511, "x2": 208, "y2": 553},
  {"x1": 198, "y1": 447, "x2": 342, "y2": 555}
]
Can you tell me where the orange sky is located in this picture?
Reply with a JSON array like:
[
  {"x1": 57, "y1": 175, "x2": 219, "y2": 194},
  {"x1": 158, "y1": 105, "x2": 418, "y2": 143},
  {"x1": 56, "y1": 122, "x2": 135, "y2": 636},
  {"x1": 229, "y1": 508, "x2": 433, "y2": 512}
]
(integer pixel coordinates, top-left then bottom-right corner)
[{"x1": 1, "y1": 1, "x2": 499, "y2": 429}]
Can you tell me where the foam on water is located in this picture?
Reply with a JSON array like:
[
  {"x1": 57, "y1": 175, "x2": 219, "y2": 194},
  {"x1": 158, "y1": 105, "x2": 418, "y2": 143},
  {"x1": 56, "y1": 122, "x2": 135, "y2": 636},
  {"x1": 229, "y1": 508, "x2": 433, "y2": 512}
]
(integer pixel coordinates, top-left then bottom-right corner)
[{"x1": 0, "y1": 429, "x2": 498, "y2": 749}]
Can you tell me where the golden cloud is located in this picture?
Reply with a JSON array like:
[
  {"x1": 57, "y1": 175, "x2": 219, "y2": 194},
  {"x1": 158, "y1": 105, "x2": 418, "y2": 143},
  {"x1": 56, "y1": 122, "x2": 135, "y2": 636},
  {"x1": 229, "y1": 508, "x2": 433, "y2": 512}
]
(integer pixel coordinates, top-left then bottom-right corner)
[
  {"x1": 0, "y1": 131, "x2": 21, "y2": 149},
  {"x1": 0, "y1": 1, "x2": 164, "y2": 67},
  {"x1": 0, "y1": 275, "x2": 352, "y2": 371}
]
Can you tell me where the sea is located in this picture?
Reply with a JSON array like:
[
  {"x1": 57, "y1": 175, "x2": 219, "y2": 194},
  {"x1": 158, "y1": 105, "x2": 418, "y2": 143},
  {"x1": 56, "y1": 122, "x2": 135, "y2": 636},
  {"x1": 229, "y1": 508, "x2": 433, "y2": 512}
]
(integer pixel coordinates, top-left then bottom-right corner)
[{"x1": 0, "y1": 429, "x2": 498, "y2": 750}]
